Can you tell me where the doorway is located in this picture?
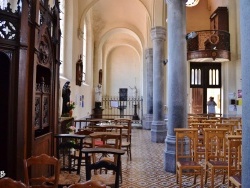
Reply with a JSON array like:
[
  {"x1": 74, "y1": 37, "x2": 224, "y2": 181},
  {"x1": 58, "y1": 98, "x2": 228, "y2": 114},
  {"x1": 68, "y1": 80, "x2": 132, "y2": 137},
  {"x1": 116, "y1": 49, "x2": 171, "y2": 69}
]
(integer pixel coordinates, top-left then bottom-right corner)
[
  {"x1": 0, "y1": 52, "x2": 10, "y2": 174},
  {"x1": 190, "y1": 62, "x2": 221, "y2": 114}
]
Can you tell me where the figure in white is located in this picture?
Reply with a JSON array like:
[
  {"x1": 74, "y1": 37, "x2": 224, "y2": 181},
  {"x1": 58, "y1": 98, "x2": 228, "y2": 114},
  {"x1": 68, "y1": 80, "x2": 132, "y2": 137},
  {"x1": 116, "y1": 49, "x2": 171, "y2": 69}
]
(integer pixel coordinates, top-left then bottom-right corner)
[
  {"x1": 95, "y1": 84, "x2": 102, "y2": 102},
  {"x1": 129, "y1": 86, "x2": 138, "y2": 98},
  {"x1": 207, "y1": 96, "x2": 217, "y2": 114}
]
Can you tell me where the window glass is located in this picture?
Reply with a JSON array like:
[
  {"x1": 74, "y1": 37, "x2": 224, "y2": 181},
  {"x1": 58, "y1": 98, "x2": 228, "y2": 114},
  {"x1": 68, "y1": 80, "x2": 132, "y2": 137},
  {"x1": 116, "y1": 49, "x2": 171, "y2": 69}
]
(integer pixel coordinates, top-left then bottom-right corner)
[
  {"x1": 59, "y1": 0, "x2": 65, "y2": 75},
  {"x1": 82, "y1": 21, "x2": 87, "y2": 82}
]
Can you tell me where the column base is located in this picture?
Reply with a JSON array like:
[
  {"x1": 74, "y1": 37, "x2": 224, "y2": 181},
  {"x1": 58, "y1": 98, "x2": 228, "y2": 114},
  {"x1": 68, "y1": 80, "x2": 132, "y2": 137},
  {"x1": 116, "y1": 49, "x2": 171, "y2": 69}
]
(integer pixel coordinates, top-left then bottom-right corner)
[
  {"x1": 151, "y1": 120, "x2": 167, "y2": 143},
  {"x1": 142, "y1": 114, "x2": 153, "y2": 130},
  {"x1": 164, "y1": 134, "x2": 176, "y2": 173}
]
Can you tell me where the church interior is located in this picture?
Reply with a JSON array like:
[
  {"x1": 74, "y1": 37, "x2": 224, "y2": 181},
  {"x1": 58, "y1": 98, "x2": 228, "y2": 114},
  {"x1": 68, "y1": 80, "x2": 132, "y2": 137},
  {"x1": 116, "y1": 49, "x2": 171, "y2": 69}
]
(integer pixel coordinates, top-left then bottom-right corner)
[{"x1": 0, "y1": 0, "x2": 250, "y2": 187}]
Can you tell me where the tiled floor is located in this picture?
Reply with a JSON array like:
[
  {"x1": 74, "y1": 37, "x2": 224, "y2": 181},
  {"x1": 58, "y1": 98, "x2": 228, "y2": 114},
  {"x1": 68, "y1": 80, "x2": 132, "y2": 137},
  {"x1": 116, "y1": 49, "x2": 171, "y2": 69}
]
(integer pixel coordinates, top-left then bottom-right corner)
[{"x1": 81, "y1": 128, "x2": 228, "y2": 188}]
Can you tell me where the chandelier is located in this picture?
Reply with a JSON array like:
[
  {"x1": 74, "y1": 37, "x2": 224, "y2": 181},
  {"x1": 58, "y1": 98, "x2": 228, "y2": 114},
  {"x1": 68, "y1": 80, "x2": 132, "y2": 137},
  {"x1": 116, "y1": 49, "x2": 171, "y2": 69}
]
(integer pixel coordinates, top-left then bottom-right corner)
[{"x1": 186, "y1": 0, "x2": 200, "y2": 7}]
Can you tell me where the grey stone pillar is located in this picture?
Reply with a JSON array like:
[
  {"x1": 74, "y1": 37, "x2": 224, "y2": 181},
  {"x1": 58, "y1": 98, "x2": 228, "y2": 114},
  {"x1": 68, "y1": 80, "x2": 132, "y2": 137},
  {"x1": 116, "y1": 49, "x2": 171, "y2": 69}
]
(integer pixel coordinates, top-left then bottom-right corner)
[
  {"x1": 240, "y1": 0, "x2": 250, "y2": 186},
  {"x1": 164, "y1": 0, "x2": 187, "y2": 173},
  {"x1": 143, "y1": 48, "x2": 153, "y2": 130},
  {"x1": 150, "y1": 27, "x2": 167, "y2": 143}
]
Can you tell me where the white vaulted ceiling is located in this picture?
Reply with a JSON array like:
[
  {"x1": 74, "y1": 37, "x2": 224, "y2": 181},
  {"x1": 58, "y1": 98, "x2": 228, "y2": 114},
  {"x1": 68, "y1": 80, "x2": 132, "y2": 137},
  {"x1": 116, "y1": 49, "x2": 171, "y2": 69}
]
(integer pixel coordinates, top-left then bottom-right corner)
[{"x1": 76, "y1": 0, "x2": 225, "y2": 95}]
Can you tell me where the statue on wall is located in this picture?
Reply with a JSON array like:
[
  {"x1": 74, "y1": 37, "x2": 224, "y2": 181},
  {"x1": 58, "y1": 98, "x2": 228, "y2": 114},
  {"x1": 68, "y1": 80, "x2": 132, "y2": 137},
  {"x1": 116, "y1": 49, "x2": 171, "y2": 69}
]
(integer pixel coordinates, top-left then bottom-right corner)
[
  {"x1": 99, "y1": 69, "x2": 102, "y2": 85},
  {"x1": 129, "y1": 85, "x2": 138, "y2": 98},
  {"x1": 62, "y1": 81, "x2": 71, "y2": 115},
  {"x1": 95, "y1": 84, "x2": 102, "y2": 102}
]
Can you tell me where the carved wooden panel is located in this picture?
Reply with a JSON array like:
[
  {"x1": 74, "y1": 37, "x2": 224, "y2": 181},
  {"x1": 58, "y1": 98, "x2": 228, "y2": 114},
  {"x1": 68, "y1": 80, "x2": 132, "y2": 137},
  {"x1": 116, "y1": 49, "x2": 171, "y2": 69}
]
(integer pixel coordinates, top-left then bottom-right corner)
[
  {"x1": 191, "y1": 88, "x2": 203, "y2": 114},
  {"x1": 35, "y1": 96, "x2": 41, "y2": 130},
  {"x1": 42, "y1": 95, "x2": 49, "y2": 127},
  {"x1": 33, "y1": 133, "x2": 52, "y2": 177}
]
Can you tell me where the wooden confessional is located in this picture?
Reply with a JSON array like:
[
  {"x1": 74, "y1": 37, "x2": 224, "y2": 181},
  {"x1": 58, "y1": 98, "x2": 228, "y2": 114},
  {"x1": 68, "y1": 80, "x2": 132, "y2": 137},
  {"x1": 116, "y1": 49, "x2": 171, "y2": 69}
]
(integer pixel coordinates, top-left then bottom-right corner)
[{"x1": 0, "y1": 0, "x2": 60, "y2": 180}]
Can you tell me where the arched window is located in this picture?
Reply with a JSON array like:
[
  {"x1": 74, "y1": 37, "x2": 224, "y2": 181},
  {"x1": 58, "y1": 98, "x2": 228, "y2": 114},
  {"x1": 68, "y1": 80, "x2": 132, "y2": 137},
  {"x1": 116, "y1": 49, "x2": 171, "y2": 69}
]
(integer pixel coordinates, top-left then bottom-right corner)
[
  {"x1": 59, "y1": 0, "x2": 65, "y2": 75},
  {"x1": 82, "y1": 21, "x2": 87, "y2": 83},
  {"x1": 0, "y1": 0, "x2": 7, "y2": 9}
]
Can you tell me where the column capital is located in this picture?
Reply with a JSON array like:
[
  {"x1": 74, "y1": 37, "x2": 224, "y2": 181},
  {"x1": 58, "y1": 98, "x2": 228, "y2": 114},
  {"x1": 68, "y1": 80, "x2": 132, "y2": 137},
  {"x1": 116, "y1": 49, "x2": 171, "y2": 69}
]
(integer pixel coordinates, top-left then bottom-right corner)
[
  {"x1": 165, "y1": 0, "x2": 186, "y2": 5},
  {"x1": 165, "y1": 0, "x2": 174, "y2": 5},
  {"x1": 151, "y1": 26, "x2": 166, "y2": 41},
  {"x1": 145, "y1": 48, "x2": 153, "y2": 59}
]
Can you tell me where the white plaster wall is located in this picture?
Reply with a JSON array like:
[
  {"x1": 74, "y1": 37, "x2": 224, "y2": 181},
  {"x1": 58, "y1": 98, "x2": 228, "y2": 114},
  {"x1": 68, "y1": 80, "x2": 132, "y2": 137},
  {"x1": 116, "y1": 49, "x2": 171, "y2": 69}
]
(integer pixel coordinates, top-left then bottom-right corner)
[
  {"x1": 208, "y1": 0, "x2": 228, "y2": 14},
  {"x1": 152, "y1": 0, "x2": 166, "y2": 27},
  {"x1": 105, "y1": 46, "x2": 141, "y2": 97},
  {"x1": 186, "y1": 0, "x2": 211, "y2": 32},
  {"x1": 59, "y1": 1, "x2": 94, "y2": 119}
]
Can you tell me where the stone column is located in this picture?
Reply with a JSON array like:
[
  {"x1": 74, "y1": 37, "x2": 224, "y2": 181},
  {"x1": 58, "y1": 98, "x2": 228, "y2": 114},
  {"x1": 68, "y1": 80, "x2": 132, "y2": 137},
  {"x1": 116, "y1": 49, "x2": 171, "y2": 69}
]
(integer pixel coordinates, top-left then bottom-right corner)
[
  {"x1": 164, "y1": 0, "x2": 187, "y2": 172},
  {"x1": 143, "y1": 48, "x2": 153, "y2": 130},
  {"x1": 150, "y1": 27, "x2": 167, "y2": 143},
  {"x1": 240, "y1": 0, "x2": 250, "y2": 186}
]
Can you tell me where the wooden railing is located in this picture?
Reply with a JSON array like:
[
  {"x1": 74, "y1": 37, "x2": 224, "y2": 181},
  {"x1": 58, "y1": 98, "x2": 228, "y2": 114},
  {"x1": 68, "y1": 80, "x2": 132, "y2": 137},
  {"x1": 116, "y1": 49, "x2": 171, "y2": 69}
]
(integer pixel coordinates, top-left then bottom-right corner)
[
  {"x1": 187, "y1": 30, "x2": 230, "y2": 61},
  {"x1": 101, "y1": 96, "x2": 143, "y2": 124}
]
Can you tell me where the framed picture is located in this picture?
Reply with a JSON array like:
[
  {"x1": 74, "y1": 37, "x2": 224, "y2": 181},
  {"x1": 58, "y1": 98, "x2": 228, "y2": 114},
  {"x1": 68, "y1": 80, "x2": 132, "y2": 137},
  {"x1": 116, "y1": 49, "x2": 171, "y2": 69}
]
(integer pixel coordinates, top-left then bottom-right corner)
[
  {"x1": 238, "y1": 89, "x2": 242, "y2": 98},
  {"x1": 119, "y1": 88, "x2": 128, "y2": 101},
  {"x1": 82, "y1": 95, "x2": 84, "y2": 107}
]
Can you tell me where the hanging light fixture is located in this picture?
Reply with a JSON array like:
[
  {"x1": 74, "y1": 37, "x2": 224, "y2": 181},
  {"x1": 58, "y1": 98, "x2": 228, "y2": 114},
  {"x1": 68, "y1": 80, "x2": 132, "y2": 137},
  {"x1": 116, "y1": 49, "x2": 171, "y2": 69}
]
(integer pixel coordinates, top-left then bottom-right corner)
[{"x1": 186, "y1": 0, "x2": 200, "y2": 7}]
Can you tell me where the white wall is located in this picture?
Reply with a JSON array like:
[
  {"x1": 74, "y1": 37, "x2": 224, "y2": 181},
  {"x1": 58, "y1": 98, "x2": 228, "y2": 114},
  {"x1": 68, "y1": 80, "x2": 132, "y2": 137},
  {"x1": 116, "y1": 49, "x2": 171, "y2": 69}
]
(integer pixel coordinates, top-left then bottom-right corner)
[
  {"x1": 59, "y1": 1, "x2": 94, "y2": 119},
  {"x1": 105, "y1": 46, "x2": 141, "y2": 97}
]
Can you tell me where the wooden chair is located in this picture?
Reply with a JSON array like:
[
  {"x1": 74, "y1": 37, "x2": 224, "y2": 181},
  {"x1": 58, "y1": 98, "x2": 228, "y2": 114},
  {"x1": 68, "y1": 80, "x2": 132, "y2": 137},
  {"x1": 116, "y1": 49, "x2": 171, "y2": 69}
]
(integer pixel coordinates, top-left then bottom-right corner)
[
  {"x1": 189, "y1": 123, "x2": 211, "y2": 161},
  {"x1": 204, "y1": 128, "x2": 228, "y2": 187},
  {"x1": 114, "y1": 118, "x2": 132, "y2": 160},
  {"x1": 73, "y1": 130, "x2": 94, "y2": 167},
  {"x1": 75, "y1": 129, "x2": 94, "y2": 143},
  {"x1": 54, "y1": 134, "x2": 85, "y2": 188},
  {"x1": 194, "y1": 116, "x2": 208, "y2": 123},
  {"x1": 188, "y1": 118, "x2": 199, "y2": 127},
  {"x1": 82, "y1": 148, "x2": 125, "y2": 188},
  {"x1": 68, "y1": 180, "x2": 106, "y2": 188},
  {"x1": 174, "y1": 128, "x2": 203, "y2": 188},
  {"x1": 235, "y1": 129, "x2": 242, "y2": 135},
  {"x1": 216, "y1": 123, "x2": 236, "y2": 135},
  {"x1": 0, "y1": 177, "x2": 27, "y2": 188},
  {"x1": 223, "y1": 119, "x2": 241, "y2": 130},
  {"x1": 227, "y1": 135, "x2": 242, "y2": 188},
  {"x1": 208, "y1": 117, "x2": 220, "y2": 121},
  {"x1": 90, "y1": 131, "x2": 123, "y2": 184},
  {"x1": 202, "y1": 119, "x2": 219, "y2": 127},
  {"x1": 90, "y1": 132, "x2": 122, "y2": 162},
  {"x1": 87, "y1": 125, "x2": 106, "y2": 132},
  {"x1": 23, "y1": 154, "x2": 60, "y2": 188}
]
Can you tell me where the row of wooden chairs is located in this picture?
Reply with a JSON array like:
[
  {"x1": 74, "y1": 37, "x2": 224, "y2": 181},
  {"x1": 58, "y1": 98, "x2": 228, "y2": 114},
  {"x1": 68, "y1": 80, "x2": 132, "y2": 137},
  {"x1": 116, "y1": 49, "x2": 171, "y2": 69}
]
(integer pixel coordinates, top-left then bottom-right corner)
[
  {"x1": 54, "y1": 131, "x2": 125, "y2": 188},
  {"x1": 55, "y1": 118, "x2": 131, "y2": 187},
  {"x1": 190, "y1": 121, "x2": 242, "y2": 137},
  {"x1": 175, "y1": 128, "x2": 242, "y2": 188},
  {"x1": 78, "y1": 118, "x2": 132, "y2": 161},
  {"x1": 61, "y1": 118, "x2": 132, "y2": 187},
  {"x1": 2, "y1": 122, "x2": 129, "y2": 188},
  {"x1": 188, "y1": 116, "x2": 242, "y2": 126}
]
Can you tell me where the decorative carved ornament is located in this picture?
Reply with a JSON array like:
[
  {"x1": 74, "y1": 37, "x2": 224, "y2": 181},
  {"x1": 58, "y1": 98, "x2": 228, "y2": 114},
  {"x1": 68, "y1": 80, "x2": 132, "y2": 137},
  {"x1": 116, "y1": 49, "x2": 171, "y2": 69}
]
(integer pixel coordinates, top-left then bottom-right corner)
[
  {"x1": 35, "y1": 97, "x2": 41, "y2": 128},
  {"x1": 209, "y1": 34, "x2": 219, "y2": 45},
  {"x1": 187, "y1": 50, "x2": 230, "y2": 61},
  {"x1": 42, "y1": 96, "x2": 49, "y2": 126},
  {"x1": 38, "y1": 40, "x2": 50, "y2": 65},
  {"x1": 0, "y1": 20, "x2": 17, "y2": 40}
]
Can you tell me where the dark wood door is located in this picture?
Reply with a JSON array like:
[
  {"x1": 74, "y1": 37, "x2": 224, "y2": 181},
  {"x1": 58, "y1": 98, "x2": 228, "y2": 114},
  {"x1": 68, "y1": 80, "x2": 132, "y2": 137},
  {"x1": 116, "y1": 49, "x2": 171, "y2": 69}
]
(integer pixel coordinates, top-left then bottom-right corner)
[
  {"x1": 0, "y1": 52, "x2": 10, "y2": 175},
  {"x1": 190, "y1": 62, "x2": 221, "y2": 114}
]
